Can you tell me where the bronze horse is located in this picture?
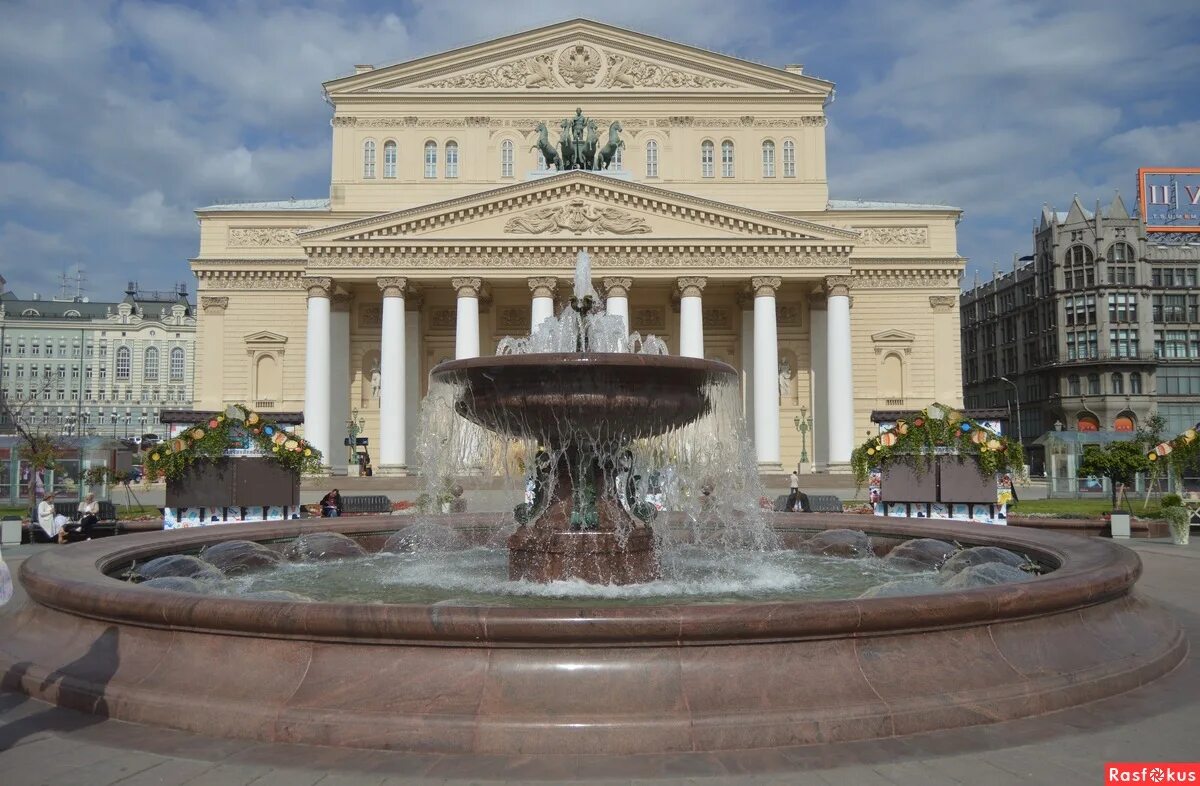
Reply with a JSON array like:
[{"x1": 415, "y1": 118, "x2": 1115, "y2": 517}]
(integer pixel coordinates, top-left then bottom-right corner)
[
  {"x1": 533, "y1": 122, "x2": 562, "y2": 170},
  {"x1": 594, "y1": 121, "x2": 624, "y2": 171}
]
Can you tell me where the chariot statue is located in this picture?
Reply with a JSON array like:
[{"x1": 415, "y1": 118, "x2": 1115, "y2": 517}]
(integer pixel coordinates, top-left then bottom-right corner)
[{"x1": 538, "y1": 108, "x2": 623, "y2": 171}]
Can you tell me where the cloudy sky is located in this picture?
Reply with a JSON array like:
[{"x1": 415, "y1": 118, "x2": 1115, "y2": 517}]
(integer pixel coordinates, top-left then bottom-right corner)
[{"x1": 1, "y1": 0, "x2": 1197, "y2": 300}]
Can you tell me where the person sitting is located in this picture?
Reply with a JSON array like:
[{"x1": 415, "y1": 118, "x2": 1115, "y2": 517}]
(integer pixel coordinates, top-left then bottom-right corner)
[
  {"x1": 66, "y1": 493, "x2": 100, "y2": 541},
  {"x1": 320, "y1": 489, "x2": 342, "y2": 518},
  {"x1": 34, "y1": 493, "x2": 67, "y2": 544}
]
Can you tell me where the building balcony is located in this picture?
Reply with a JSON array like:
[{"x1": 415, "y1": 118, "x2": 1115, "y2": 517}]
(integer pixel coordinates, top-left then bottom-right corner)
[{"x1": 1033, "y1": 351, "x2": 1157, "y2": 369}]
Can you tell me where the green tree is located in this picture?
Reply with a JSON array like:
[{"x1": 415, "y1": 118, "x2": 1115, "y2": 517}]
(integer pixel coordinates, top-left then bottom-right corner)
[{"x1": 1078, "y1": 441, "x2": 1150, "y2": 511}]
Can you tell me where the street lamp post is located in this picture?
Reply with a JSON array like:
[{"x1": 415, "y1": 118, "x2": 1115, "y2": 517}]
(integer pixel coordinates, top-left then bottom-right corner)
[
  {"x1": 793, "y1": 406, "x2": 813, "y2": 465},
  {"x1": 998, "y1": 376, "x2": 1022, "y2": 445}
]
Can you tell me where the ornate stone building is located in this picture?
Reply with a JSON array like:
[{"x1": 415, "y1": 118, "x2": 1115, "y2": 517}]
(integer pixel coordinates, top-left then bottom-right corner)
[{"x1": 191, "y1": 19, "x2": 964, "y2": 474}]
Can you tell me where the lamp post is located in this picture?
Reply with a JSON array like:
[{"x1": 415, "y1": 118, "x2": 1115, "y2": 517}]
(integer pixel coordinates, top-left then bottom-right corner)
[
  {"x1": 345, "y1": 408, "x2": 364, "y2": 472},
  {"x1": 792, "y1": 406, "x2": 812, "y2": 465},
  {"x1": 998, "y1": 376, "x2": 1022, "y2": 445}
]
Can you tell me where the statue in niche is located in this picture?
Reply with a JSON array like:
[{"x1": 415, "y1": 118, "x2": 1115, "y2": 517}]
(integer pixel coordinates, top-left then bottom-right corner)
[
  {"x1": 360, "y1": 349, "x2": 381, "y2": 406},
  {"x1": 778, "y1": 357, "x2": 793, "y2": 402}
]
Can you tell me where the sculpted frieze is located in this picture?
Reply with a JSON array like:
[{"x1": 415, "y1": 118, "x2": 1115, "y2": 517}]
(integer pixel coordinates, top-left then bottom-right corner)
[
  {"x1": 852, "y1": 271, "x2": 962, "y2": 289},
  {"x1": 309, "y1": 250, "x2": 848, "y2": 269},
  {"x1": 419, "y1": 52, "x2": 560, "y2": 89},
  {"x1": 227, "y1": 227, "x2": 308, "y2": 247},
  {"x1": 558, "y1": 44, "x2": 602, "y2": 88},
  {"x1": 602, "y1": 52, "x2": 737, "y2": 89},
  {"x1": 853, "y1": 226, "x2": 929, "y2": 247},
  {"x1": 195, "y1": 271, "x2": 304, "y2": 290},
  {"x1": 504, "y1": 199, "x2": 652, "y2": 235}
]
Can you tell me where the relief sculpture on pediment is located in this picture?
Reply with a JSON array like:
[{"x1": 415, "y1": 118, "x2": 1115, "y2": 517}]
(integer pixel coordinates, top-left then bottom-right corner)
[
  {"x1": 602, "y1": 52, "x2": 738, "y2": 89},
  {"x1": 504, "y1": 199, "x2": 651, "y2": 235},
  {"x1": 420, "y1": 52, "x2": 560, "y2": 89}
]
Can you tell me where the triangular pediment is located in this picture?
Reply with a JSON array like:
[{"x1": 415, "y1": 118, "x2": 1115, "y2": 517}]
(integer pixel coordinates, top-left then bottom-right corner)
[
  {"x1": 244, "y1": 330, "x2": 288, "y2": 345},
  {"x1": 871, "y1": 329, "x2": 917, "y2": 344},
  {"x1": 325, "y1": 19, "x2": 831, "y2": 97},
  {"x1": 300, "y1": 171, "x2": 857, "y2": 247}
]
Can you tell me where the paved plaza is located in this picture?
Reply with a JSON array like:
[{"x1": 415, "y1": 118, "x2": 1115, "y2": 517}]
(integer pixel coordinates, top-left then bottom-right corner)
[{"x1": 0, "y1": 533, "x2": 1194, "y2": 785}]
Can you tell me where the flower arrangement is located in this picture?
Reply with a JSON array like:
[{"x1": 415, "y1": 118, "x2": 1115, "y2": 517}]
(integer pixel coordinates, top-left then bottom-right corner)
[
  {"x1": 850, "y1": 405, "x2": 1024, "y2": 486},
  {"x1": 1146, "y1": 426, "x2": 1200, "y2": 483},
  {"x1": 143, "y1": 404, "x2": 322, "y2": 482}
]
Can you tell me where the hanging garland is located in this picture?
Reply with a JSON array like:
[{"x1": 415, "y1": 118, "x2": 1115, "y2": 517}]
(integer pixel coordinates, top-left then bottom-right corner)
[
  {"x1": 143, "y1": 404, "x2": 322, "y2": 482},
  {"x1": 850, "y1": 405, "x2": 1024, "y2": 486},
  {"x1": 1147, "y1": 425, "x2": 1200, "y2": 482}
]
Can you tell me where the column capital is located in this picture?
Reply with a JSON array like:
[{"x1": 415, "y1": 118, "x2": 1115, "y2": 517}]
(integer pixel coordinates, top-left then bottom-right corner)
[
  {"x1": 929, "y1": 294, "x2": 957, "y2": 313},
  {"x1": 331, "y1": 292, "x2": 353, "y2": 312},
  {"x1": 527, "y1": 277, "x2": 558, "y2": 299},
  {"x1": 751, "y1": 276, "x2": 782, "y2": 297},
  {"x1": 200, "y1": 296, "x2": 229, "y2": 314},
  {"x1": 824, "y1": 275, "x2": 853, "y2": 298},
  {"x1": 301, "y1": 276, "x2": 333, "y2": 298},
  {"x1": 452, "y1": 277, "x2": 482, "y2": 298},
  {"x1": 806, "y1": 290, "x2": 827, "y2": 309},
  {"x1": 676, "y1": 276, "x2": 707, "y2": 298},
  {"x1": 602, "y1": 277, "x2": 632, "y2": 298},
  {"x1": 376, "y1": 276, "x2": 408, "y2": 298}
]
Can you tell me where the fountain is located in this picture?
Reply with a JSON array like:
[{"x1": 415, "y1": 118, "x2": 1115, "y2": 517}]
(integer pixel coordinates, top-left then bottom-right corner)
[
  {"x1": 0, "y1": 251, "x2": 1186, "y2": 759},
  {"x1": 430, "y1": 250, "x2": 738, "y2": 584}
]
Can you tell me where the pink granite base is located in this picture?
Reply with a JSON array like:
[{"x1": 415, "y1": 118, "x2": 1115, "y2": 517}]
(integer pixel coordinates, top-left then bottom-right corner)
[{"x1": 0, "y1": 516, "x2": 1186, "y2": 754}]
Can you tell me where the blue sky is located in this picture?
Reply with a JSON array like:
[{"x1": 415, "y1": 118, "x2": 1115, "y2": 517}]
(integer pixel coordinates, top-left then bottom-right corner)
[{"x1": 2, "y1": 0, "x2": 1198, "y2": 299}]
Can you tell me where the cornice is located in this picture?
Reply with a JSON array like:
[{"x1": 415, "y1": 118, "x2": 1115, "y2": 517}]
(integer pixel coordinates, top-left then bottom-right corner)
[
  {"x1": 299, "y1": 171, "x2": 858, "y2": 244},
  {"x1": 306, "y1": 247, "x2": 851, "y2": 270}
]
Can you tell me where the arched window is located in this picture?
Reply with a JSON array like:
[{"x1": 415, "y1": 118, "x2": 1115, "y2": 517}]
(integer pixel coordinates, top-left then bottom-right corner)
[
  {"x1": 1114, "y1": 412, "x2": 1136, "y2": 432},
  {"x1": 1077, "y1": 412, "x2": 1099, "y2": 432},
  {"x1": 255, "y1": 355, "x2": 282, "y2": 403},
  {"x1": 170, "y1": 347, "x2": 185, "y2": 381},
  {"x1": 1107, "y1": 242, "x2": 1135, "y2": 263},
  {"x1": 445, "y1": 141, "x2": 459, "y2": 178},
  {"x1": 116, "y1": 347, "x2": 131, "y2": 380},
  {"x1": 761, "y1": 140, "x2": 776, "y2": 177},
  {"x1": 879, "y1": 353, "x2": 904, "y2": 399},
  {"x1": 700, "y1": 140, "x2": 714, "y2": 177},
  {"x1": 1111, "y1": 372, "x2": 1124, "y2": 395},
  {"x1": 1064, "y1": 245, "x2": 1095, "y2": 289},
  {"x1": 143, "y1": 347, "x2": 158, "y2": 381},
  {"x1": 1130, "y1": 372, "x2": 1143, "y2": 394},
  {"x1": 1067, "y1": 374, "x2": 1080, "y2": 396},
  {"x1": 423, "y1": 141, "x2": 437, "y2": 178},
  {"x1": 1087, "y1": 372, "x2": 1100, "y2": 395},
  {"x1": 382, "y1": 140, "x2": 397, "y2": 178},
  {"x1": 501, "y1": 139, "x2": 514, "y2": 178},
  {"x1": 645, "y1": 140, "x2": 658, "y2": 178},
  {"x1": 782, "y1": 139, "x2": 796, "y2": 177},
  {"x1": 720, "y1": 140, "x2": 734, "y2": 177},
  {"x1": 362, "y1": 140, "x2": 376, "y2": 179}
]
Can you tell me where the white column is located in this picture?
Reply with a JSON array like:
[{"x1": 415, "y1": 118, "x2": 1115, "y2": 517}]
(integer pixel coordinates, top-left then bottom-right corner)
[
  {"x1": 329, "y1": 294, "x2": 352, "y2": 475},
  {"x1": 808, "y1": 292, "x2": 829, "y2": 471},
  {"x1": 302, "y1": 277, "x2": 333, "y2": 470},
  {"x1": 404, "y1": 303, "x2": 421, "y2": 466},
  {"x1": 825, "y1": 276, "x2": 855, "y2": 471},
  {"x1": 528, "y1": 277, "x2": 557, "y2": 333},
  {"x1": 739, "y1": 300, "x2": 756, "y2": 436},
  {"x1": 602, "y1": 277, "x2": 631, "y2": 341},
  {"x1": 752, "y1": 277, "x2": 782, "y2": 469},
  {"x1": 453, "y1": 277, "x2": 481, "y2": 359},
  {"x1": 377, "y1": 277, "x2": 407, "y2": 474},
  {"x1": 677, "y1": 277, "x2": 707, "y2": 358}
]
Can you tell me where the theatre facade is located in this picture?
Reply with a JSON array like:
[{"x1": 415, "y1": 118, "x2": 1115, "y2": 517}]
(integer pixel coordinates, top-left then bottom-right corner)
[{"x1": 190, "y1": 19, "x2": 965, "y2": 474}]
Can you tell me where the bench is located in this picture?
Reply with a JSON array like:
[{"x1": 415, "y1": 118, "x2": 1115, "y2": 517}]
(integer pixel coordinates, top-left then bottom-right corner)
[
  {"x1": 23, "y1": 500, "x2": 120, "y2": 542},
  {"x1": 339, "y1": 494, "x2": 393, "y2": 515}
]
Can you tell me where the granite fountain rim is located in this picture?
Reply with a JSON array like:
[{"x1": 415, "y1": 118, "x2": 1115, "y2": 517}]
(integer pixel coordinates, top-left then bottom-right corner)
[
  {"x1": 430, "y1": 351, "x2": 739, "y2": 378},
  {"x1": 17, "y1": 515, "x2": 1140, "y2": 647}
]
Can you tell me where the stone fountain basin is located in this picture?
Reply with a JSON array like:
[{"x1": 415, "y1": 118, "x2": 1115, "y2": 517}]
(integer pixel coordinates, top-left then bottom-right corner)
[
  {"x1": 431, "y1": 353, "x2": 736, "y2": 443},
  {"x1": 0, "y1": 516, "x2": 1184, "y2": 755}
]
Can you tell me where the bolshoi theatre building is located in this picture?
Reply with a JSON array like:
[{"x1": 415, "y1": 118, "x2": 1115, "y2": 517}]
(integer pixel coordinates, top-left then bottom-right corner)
[{"x1": 190, "y1": 19, "x2": 965, "y2": 475}]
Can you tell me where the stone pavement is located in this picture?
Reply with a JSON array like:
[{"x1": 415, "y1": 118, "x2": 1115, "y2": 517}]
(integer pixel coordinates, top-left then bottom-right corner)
[{"x1": 0, "y1": 535, "x2": 1192, "y2": 785}]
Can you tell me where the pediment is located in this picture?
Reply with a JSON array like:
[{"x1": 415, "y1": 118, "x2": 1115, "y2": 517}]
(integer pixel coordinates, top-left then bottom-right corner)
[
  {"x1": 300, "y1": 171, "x2": 858, "y2": 246},
  {"x1": 326, "y1": 19, "x2": 831, "y2": 97},
  {"x1": 244, "y1": 330, "x2": 288, "y2": 346},
  {"x1": 871, "y1": 329, "x2": 917, "y2": 344}
]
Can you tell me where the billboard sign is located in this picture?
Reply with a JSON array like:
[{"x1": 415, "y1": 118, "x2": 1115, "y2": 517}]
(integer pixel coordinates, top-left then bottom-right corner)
[{"x1": 1138, "y1": 167, "x2": 1200, "y2": 232}]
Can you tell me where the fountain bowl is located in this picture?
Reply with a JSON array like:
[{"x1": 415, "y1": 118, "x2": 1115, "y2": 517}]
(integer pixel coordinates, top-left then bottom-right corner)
[
  {"x1": 431, "y1": 353, "x2": 737, "y2": 444},
  {"x1": 0, "y1": 516, "x2": 1184, "y2": 755}
]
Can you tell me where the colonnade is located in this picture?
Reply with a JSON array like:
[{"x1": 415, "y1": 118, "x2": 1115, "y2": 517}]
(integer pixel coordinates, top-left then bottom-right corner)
[{"x1": 301, "y1": 273, "x2": 856, "y2": 474}]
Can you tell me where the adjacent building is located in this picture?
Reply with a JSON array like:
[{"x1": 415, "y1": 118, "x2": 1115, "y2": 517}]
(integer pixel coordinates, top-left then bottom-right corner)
[
  {"x1": 0, "y1": 282, "x2": 197, "y2": 438},
  {"x1": 961, "y1": 193, "x2": 1200, "y2": 471}
]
